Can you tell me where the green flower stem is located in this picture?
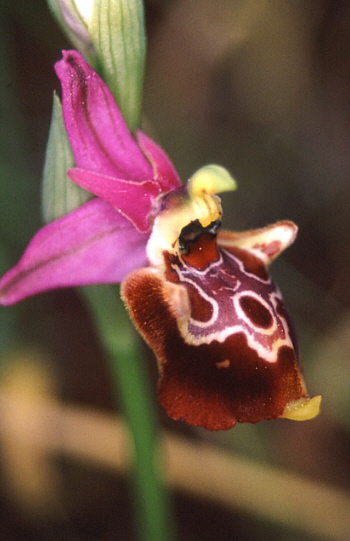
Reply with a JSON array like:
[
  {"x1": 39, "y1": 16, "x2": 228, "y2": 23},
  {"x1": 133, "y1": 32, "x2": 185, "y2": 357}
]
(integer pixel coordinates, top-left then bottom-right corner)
[{"x1": 82, "y1": 284, "x2": 174, "y2": 541}]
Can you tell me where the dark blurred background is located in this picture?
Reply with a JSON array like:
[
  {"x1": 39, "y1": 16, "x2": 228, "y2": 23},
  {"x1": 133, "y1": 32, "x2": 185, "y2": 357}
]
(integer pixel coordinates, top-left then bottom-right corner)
[{"x1": 0, "y1": 1, "x2": 349, "y2": 540}]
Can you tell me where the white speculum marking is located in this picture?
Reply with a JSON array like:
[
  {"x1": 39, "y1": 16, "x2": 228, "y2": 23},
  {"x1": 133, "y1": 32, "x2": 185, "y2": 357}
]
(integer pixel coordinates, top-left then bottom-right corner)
[
  {"x1": 223, "y1": 249, "x2": 270, "y2": 284},
  {"x1": 233, "y1": 290, "x2": 277, "y2": 336},
  {"x1": 172, "y1": 265, "x2": 219, "y2": 329},
  {"x1": 169, "y1": 249, "x2": 294, "y2": 364}
]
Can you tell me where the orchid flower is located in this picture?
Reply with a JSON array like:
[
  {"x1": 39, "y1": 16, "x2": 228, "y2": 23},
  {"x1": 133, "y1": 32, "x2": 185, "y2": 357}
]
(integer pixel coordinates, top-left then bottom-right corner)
[{"x1": 0, "y1": 50, "x2": 320, "y2": 430}]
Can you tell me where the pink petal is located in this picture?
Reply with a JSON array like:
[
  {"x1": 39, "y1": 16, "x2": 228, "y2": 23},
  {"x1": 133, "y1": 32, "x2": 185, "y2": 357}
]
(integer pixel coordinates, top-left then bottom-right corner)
[
  {"x1": 137, "y1": 131, "x2": 181, "y2": 192},
  {"x1": 218, "y1": 221, "x2": 298, "y2": 266},
  {"x1": 68, "y1": 168, "x2": 160, "y2": 232},
  {"x1": 0, "y1": 199, "x2": 148, "y2": 306},
  {"x1": 54, "y1": 50, "x2": 153, "y2": 180}
]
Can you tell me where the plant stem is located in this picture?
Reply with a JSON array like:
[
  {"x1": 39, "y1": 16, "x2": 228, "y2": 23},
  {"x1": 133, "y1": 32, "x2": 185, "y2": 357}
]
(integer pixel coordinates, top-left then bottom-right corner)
[{"x1": 82, "y1": 284, "x2": 174, "y2": 541}]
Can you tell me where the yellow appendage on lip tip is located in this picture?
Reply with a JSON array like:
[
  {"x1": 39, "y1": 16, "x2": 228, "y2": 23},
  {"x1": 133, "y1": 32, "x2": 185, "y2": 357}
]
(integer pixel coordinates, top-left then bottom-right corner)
[{"x1": 282, "y1": 395, "x2": 322, "y2": 421}]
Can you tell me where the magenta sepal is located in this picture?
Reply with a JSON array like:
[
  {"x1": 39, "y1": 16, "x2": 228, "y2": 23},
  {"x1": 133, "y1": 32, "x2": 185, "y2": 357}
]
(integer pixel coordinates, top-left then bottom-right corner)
[
  {"x1": 68, "y1": 169, "x2": 161, "y2": 232},
  {"x1": 55, "y1": 49, "x2": 181, "y2": 232},
  {"x1": 54, "y1": 50, "x2": 153, "y2": 180},
  {"x1": 136, "y1": 132, "x2": 181, "y2": 192},
  {"x1": 0, "y1": 199, "x2": 148, "y2": 306}
]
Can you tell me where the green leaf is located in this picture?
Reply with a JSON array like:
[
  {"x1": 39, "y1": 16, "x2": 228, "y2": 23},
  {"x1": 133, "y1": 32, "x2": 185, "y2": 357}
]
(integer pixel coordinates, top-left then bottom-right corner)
[
  {"x1": 41, "y1": 93, "x2": 91, "y2": 223},
  {"x1": 89, "y1": 0, "x2": 146, "y2": 131}
]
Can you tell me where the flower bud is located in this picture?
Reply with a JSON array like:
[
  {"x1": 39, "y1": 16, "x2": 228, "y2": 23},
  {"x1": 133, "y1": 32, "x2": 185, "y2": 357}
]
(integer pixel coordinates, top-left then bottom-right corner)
[
  {"x1": 47, "y1": 0, "x2": 146, "y2": 131},
  {"x1": 47, "y1": 0, "x2": 96, "y2": 63}
]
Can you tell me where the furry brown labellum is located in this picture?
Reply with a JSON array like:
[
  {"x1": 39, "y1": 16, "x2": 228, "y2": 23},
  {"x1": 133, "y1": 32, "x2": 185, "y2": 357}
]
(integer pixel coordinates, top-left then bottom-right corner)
[{"x1": 122, "y1": 166, "x2": 321, "y2": 430}]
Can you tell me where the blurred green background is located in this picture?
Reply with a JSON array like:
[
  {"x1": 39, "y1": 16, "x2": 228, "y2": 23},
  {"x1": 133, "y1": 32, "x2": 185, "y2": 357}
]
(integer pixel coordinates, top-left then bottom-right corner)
[{"x1": 0, "y1": 1, "x2": 349, "y2": 540}]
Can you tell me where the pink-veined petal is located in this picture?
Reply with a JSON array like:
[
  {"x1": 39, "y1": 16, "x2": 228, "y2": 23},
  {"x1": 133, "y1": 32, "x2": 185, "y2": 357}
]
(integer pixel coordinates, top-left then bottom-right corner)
[
  {"x1": 0, "y1": 199, "x2": 149, "y2": 306},
  {"x1": 218, "y1": 221, "x2": 298, "y2": 266},
  {"x1": 137, "y1": 131, "x2": 181, "y2": 192},
  {"x1": 54, "y1": 50, "x2": 153, "y2": 180},
  {"x1": 68, "y1": 168, "x2": 160, "y2": 232}
]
